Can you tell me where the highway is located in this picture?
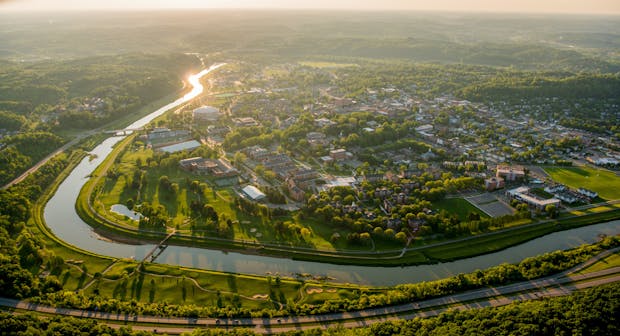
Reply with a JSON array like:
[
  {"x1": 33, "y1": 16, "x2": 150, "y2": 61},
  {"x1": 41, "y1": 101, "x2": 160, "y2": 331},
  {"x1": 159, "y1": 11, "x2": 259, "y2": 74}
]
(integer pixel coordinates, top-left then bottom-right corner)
[{"x1": 2, "y1": 249, "x2": 618, "y2": 334}]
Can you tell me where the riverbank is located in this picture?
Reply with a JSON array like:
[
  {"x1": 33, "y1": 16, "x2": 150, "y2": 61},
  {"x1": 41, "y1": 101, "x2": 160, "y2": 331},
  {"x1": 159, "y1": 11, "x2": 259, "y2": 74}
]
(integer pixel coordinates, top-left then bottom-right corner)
[
  {"x1": 73, "y1": 114, "x2": 620, "y2": 266},
  {"x1": 71, "y1": 99, "x2": 620, "y2": 266},
  {"x1": 40, "y1": 63, "x2": 620, "y2": 286},
  {"x1": 19, "y1": 65, "x2": 372, "y2": 308},
  {"x1": 76, "y1": 138, "x2": 620, "y2": 266}
]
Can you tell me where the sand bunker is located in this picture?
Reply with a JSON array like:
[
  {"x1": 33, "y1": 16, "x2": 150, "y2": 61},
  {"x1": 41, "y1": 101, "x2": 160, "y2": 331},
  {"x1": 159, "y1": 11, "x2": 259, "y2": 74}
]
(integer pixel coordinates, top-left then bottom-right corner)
[{"x1": 306, "y1": 287, "x2": 324, "y2": 294}]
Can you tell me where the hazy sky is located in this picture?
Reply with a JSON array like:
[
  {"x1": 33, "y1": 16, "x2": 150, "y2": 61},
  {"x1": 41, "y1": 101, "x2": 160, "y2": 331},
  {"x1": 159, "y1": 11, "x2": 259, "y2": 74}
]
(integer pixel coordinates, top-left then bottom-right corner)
[{"x1": 1, "y1": 0, "x2": 619, "y2": 14}]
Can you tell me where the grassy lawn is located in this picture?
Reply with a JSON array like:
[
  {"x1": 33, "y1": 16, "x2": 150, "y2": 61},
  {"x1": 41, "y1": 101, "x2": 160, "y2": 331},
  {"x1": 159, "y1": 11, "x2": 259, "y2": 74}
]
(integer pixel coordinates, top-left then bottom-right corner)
[
  {"x1": 571, "y1": 203, "x2": 620, "y2": 216},
  {"x1": 575, "y1": 252, "x2": 620, "y2": 275},
  {"x1": 544, "y1": 166, "x2": 620, "y2": 200},
  {"x1": 80, "y1": 260, "x2": 369, "y2": 309},
  {"x1": 88, "y1": 271, "x2": 274, "y2": 309},
  {"x1": 96, "y1": 144, "x2": 369, "y2": 252},
  {"x1": 433, "y1": 198, "x2": 488, "y2": 221},
  {"x1": 423, "y1": 223, "x2": 556, "y2": 261},
  {"x1": 57, "y1": 264, "x2": 92, "y2": 291}
]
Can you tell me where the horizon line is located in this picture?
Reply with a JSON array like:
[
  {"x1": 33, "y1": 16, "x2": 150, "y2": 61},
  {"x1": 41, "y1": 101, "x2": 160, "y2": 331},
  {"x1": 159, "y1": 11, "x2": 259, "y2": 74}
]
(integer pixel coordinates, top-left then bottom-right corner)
[{"x1": 1, "y1": 7, "x2": 619, "y2": 16}]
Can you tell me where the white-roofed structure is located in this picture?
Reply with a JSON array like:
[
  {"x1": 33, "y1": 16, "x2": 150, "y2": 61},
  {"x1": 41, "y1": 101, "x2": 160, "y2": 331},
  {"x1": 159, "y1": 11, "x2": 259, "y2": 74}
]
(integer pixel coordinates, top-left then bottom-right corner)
[
  {"x1": 506, "y1": 186, "x2": 560, "y2": 210},
  {"x1": 159, "y1": 140, "x2": 201, "y2": 153},
  {"x1": 242, "y1": 185, "x2": 266, "y2": 201},
  {"x1": 193, "y1": 106, "x2": 221, "y2": 121}
]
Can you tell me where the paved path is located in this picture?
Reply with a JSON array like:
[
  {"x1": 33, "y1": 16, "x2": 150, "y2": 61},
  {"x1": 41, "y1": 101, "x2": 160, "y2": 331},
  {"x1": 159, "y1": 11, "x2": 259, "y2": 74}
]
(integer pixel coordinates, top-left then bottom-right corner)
[{"x1": 1, "y1": 249, "x2": 618, "y2": 334}]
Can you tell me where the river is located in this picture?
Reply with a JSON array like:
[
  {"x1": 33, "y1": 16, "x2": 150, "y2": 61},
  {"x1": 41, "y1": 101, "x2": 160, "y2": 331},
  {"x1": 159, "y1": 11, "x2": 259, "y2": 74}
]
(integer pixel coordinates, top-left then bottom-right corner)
[{"x1": 44, "y1": 64, "x2": 620, "y2": 286}]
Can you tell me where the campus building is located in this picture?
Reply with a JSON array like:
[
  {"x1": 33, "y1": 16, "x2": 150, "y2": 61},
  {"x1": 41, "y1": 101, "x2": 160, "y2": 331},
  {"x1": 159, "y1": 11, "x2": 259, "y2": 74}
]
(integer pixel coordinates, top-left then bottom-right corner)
[
  {"x1": 496, "y1": 165, "x2": 526, "y2": 181},
  {"x1": 193, "y1": 106, "x2": 221, "y2": 121},
  {"x1": 506, "y1": 186, "x2": 560, "y2": 211},
  {"x1": 242, "y1": 185, "x2": 266, "y2": 201}
]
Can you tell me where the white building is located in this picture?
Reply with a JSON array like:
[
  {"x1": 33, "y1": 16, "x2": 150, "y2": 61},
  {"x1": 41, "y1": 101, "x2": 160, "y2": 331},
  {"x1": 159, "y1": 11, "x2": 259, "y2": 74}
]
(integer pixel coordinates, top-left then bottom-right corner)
[
  {"x1": 577, "y1": 188, "x2": 598, "y2": 199},
  {"x1": 415, "y1": 124, "x2": 434, "y2": 133},
  {"x1": 242, "y1": 185, "x2": 266, "y2": 201},
  {"x1": 507, "y1": 186, "x2": 560, "y2": 210}
]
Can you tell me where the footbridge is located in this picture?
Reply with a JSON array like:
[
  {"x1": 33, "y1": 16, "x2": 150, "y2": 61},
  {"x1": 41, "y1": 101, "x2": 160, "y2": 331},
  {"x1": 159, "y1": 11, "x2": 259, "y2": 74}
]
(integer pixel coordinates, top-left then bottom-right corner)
[{"x1": 141, "y1": 230, "x2": 176, "y2": 264}]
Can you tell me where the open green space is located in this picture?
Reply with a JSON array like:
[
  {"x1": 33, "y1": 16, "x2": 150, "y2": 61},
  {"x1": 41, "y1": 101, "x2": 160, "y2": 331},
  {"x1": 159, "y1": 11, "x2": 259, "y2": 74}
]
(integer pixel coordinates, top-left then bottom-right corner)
[
  {"x1": 79, "y1": 135, "x2": 620, "y2": 267},
  {"x1": 85, "y1": 262, "x2": 307, "y2": 310},
  {"x1": 412, "y1": 209, "x2": 620, "y2": 263},
  {"x1": 575, "y1": 252, "x2": 620, "y2": 275},
  {"x1": 433, "y1": 198, "x2": 489, "y2": 221},
  {"x1": 93, "y1": 140, "x2": 365, "y2": 252},
  {"x1": 28, "y1": 151, "x2": 365, "y2": 310},
  {"x1": 544, "y1": 166, "x2": 620, "y2": 200}
]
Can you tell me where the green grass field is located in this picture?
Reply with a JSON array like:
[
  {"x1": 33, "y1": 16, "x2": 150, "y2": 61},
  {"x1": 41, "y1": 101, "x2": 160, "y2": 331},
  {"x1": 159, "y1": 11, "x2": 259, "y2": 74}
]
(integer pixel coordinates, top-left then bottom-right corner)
[
  {"x1": 95, "y1": 144, "x2": 365, "y2": 252},
  {"x1": 81, "y1": 261, "x2": 373, "y2": 309},
  {"x1": 433, "y1": 198, "x2": 488, "y2": 221},
  {"x1": 575, "y1": 252, "x2": 620, "y2": 275},
  {"x1": 544, "y1": 166, "x2": 620, "y2": 200}
]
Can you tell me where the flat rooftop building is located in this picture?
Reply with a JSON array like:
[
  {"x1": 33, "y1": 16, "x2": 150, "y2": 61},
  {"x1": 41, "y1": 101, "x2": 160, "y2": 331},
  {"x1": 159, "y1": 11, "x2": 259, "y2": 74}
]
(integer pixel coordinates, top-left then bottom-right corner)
[
  {"x1": 507, "y1": 186, "x2": 560, "y2": 210},
  {"x1": 242, "y1": 185, "x2": 266, "y2": 201},
  {"x1": 193, "y1": 106, "x2": 221, "y2": 121}
]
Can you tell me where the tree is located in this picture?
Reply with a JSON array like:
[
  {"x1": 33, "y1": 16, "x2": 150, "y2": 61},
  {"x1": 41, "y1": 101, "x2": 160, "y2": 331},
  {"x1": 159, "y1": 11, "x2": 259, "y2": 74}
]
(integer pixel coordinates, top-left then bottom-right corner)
[
  {"x1": 545, "y1": 204, "x2": 559, "y2": 218},
  {"x1": 300, "y1": 228, "x2": 311, "y2": 239}
]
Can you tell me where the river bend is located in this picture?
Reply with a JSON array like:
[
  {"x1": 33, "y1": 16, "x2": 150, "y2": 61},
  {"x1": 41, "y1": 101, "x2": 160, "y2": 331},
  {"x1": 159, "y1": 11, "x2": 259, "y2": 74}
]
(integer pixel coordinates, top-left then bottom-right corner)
[{"x1": 44, "y1": 64, "x2": 620, "y2": 286}]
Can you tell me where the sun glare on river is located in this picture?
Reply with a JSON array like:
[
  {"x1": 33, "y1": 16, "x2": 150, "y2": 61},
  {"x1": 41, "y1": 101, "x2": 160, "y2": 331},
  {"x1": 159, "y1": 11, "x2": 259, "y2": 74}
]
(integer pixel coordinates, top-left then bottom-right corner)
[{"x1": 183, "y1": 63, "x2": 226, "y2": 102}]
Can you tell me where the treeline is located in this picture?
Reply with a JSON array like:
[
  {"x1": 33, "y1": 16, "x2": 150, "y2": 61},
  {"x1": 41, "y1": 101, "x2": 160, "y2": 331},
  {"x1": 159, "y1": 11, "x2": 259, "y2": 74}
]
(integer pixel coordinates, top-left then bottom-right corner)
[
  {"x1": 277, "y1": 34, "x2": 619, "y2": 72},
  {"x1": 0, "y1": 312, "x2": 151, "y2": 336},
  {"x1": 0, "y1": 110, "x2": 27, "y2": 130},
  {"x1": 3, "y1": 278, "x2": 618, "y2": 336},
  {"x1": 0, "y1": 131, "x2": 65, "y2": 185},
  {"x1": 459, "y1": 73, "x2": 620, "y2": 103},
  {"x1": 0, "y1": 53, "x2": 200, "y2": 120},
  {"x1": 0, "y1": 189, "x2": 60, "y2": 299},
  {"x1": 0, "y1": 53, "x2": 201, "y2": 183},
  {"x1": 3, "y1": 281, "x2": 619, "y2": 336},
  {"x1": 279, "y1": 282, "x2": 620, "y2": 336},
  {"x1": 281, "y1": 236, "x2": 619, "y2": 316},
  {"x1": 0, "y1": 145, "x2": 85, "y2": 300}
]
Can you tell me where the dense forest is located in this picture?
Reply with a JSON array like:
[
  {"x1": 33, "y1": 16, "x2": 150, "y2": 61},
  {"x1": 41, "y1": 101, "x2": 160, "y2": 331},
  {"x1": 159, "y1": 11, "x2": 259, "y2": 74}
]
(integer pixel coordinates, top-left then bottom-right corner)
[
  {"x1": 0, "y1": 53, "x2": 201, "y2": 185},
  {"x1": 0, "y1": 53, "x2": 200, "y2": 129}
]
